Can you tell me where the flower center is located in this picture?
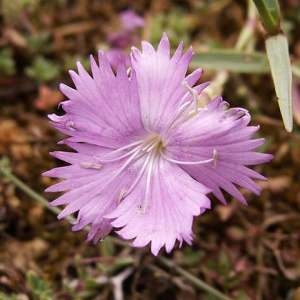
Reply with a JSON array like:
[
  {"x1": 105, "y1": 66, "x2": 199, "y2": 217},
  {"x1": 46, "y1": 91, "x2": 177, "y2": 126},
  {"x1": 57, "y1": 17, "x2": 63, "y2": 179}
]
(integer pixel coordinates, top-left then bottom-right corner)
[
  {"x1": 79, "y1": 132, "x2": 218, "y2": 213},
  {"x1": 77, "y1": 82, "x2": 220, "y2": 213}
]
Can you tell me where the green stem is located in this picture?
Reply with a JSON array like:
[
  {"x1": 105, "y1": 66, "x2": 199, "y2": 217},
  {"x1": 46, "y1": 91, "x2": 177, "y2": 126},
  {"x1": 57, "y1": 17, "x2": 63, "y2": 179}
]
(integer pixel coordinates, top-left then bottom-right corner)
[
  {"x1": 0, "y1": 161, "x2": 75, "y2": 223},
  {"x1": 158, "y1": 257, "x2": 233, "y2": 300},
  {"x1": 206, "y1": 0, "x2": 257, "y2": 99},
  {"x1": 235, "y1": 0, "x2": 257, "y2": 51}
]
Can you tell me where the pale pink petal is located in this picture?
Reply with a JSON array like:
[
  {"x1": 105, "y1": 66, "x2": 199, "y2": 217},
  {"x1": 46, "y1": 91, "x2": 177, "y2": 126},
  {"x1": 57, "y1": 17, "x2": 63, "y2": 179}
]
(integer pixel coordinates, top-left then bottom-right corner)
[{"x1": 106, "y1": 158, "x2": 210, "y2": 255}]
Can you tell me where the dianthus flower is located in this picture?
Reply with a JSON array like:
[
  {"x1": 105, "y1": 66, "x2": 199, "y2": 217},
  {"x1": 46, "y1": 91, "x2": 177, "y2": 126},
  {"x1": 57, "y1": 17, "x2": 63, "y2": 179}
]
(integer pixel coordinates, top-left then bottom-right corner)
[
  {"x1": 44, "y1": 34, "x2": 272, "y2": 255},
  {"x1": 106, "y1": 10, "x2": 144, "y2": 69}
]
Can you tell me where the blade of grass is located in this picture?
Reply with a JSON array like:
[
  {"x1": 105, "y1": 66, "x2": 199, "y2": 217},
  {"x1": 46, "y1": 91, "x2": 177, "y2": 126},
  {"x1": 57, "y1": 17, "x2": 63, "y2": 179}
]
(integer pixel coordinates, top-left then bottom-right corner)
[
  {"x1": 158, "y1": 257, "x2": 233, "y2": 300},
  {"x1": 192, "y1": 50, "x2": 269, "y2": 73},
  {"x1": 266, "y1": 34, "x2": 293, "y2": 132},
  {"x1": 252, "y1": 0, "x2": 281, "y2": 34},
  {"x1": 253, "y1": 0, "x2": 293, "y2": 132}
]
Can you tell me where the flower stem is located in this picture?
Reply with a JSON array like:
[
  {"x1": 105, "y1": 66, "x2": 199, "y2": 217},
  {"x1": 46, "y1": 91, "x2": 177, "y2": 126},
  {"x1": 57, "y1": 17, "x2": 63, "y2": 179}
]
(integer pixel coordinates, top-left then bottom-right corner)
[
  {"x1": 158, "y1": 257, "x2": 233, "y2": 300},
  {"x1": 0, "y1": 157, "x2": 75, "y2": 223},
  {"x1": 205, "y1": 0, "x2": 257, "y2": 99}
]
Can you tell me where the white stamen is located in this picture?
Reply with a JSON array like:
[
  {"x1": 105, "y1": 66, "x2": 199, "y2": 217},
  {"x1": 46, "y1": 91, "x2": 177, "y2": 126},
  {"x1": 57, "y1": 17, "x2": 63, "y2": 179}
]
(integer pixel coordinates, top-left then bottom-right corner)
[
  {"x1": 161, "y1": 149, "x2": 218, "y2": 166},
  {"x1": 182, "y1": 80, "x2": 198, "y2": 113},
  {"x1": 178, "y1": 99, "x2": 193, "y2": 112},
  {"x1": 212, "y1": 148, "x2": 218, "y2": 168},
  {"x1": 118, "y1": 189, "x2": 127, "y2": 203},
  {"x1": 111, "y1": 148, "x2": 143, "y2": 179},
  {"x1": 165, "y1": 83, "x2": 200, "y2": 133},
  {"x1": 143, "y1": 139, "x2": 160, "y2": 152},
  {"x1": 92, "y1": 148, "x2": 144, "y2": 197},
  {"x1": 138, "y1": 153, "x2": 156, "y2": 214},
  {"x1": 95, "y1": 139, "x2": 143, "y2": 161},
  {"x1": 121, "y1": 154, "x2": 152, "y2": 199},
  {"x1": 97, "y1": 144, "x2": 143, "y2": 163}
]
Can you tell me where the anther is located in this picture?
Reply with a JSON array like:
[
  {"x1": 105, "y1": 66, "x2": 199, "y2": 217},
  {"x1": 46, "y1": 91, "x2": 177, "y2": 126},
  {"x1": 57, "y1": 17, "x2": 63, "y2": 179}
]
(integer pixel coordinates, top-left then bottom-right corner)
[
  {"x1": 118, "y1": 189, "x2": 127, "y2": 203},
  {"x1": 182, "y1": 80, "x2": 199, "y2": 113},
  {"x1": 212, "y1": 149, "x2": 218, "y2": 168},
  {"x1": 80, "y1": 162, "x2": 102, "y2": 170},
  {"x1": 137, "y1": 203, "x2": 147, "y2": 214}
]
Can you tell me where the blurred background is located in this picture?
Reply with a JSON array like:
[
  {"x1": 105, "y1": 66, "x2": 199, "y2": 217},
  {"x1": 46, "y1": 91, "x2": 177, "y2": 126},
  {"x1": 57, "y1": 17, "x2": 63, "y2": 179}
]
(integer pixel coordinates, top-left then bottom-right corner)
[{"x1": 1, "y1": 0, "x2": 300, "y2": 299}]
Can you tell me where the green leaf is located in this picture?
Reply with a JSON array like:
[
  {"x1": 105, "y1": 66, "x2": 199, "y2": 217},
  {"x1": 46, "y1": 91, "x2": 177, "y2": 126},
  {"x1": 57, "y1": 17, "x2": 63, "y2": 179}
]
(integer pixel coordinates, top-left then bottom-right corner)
[
  {"x1": 0, "y1": 48, "x2": 16, "y2": 76},
  {"x1": 99, "y1": 237, "x2": 115, "y2": 256},
  {"x1": 26, "y1": 270, "x2": 54, "y2": 300},
  {"x1": 25, "y1": 56, "x2": 61, "y2": 82},
  {"x1": 26, "y1": 32, "x2": 51, "y2": 54},
  {"x1": 253, "y1": 0, "x2": 281, "y2": 34},
  {"x1": 192, "y1": 50, "x2": 269, "y2": 73},
  {"x1": 266, "y1": 34, "x2": 293, "y2": 132}
]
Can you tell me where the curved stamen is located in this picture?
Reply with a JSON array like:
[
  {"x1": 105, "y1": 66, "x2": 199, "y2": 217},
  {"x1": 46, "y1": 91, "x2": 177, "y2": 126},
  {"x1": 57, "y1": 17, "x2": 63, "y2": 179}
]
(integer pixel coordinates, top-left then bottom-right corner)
[
  {"x1": 97, "y1": 144, "x2": 144, "y2": 163},
  {"x1": 138, "y1": 152, "x2": 156, "y2": 214},
  {"x1": 110, "y1": 148, "x2": 143, "y2": 179},
  {"x1": 165, "y1": 82, "x2": 201, "y2": 133},
  {"x1": 120, "y1": 153, "x2": 152, "y2": 201},
  {"x1": 182, "y1": 80, "x2": 198, "y2": 113},
  {"x1": 161, "y1": 149, "x2": 218, "y2": 166},
  {"x1": 95, "y1": 139, "x2": 144, "y2": 161},
  {"x1": 93, "y1": 147, "x2": 144, "y2": 197}
]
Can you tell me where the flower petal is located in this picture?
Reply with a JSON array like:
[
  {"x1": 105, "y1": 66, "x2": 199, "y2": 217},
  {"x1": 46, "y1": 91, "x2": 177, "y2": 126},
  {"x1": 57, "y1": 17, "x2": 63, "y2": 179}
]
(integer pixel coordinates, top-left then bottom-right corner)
[
  {"x1": 53, "y1": 53, "x2": 146, "y2": 149},
  {"x1": 131, "y1": 34, "x2": 202, "y2": 132},
  {"x1": 167, "y1": 97, "x2": 272, "y2": 204},
  {"x1": 106, "y1": 158, "x2": 210, "y2": 255}
]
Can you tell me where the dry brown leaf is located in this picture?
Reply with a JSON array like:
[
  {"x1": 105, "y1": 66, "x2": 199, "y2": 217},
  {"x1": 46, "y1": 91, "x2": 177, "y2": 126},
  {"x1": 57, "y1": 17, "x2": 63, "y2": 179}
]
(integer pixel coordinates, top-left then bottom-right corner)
[{"x1": 34, "y1": 85, "x2": 63, "y2": 111}]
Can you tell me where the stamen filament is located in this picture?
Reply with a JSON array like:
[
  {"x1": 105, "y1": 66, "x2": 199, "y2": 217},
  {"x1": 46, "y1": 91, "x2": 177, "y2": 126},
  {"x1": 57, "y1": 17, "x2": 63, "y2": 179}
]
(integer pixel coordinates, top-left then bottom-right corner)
[
  {"x1": 97, "y1": 144, "x2": 143, "y2": 163},
  {"x1": 139, "y1": 152, "x2": 156, "y2": 213},
  {"x1": 182, "y1": 80, "x2": 198, "y2": 113},
  {"x1": 165, "y1": 82, "x2": 201, "y2": 133},
  {"x1": 144, "y1": 140, "x2": 160, "y2": 152},
  {"x1": 93, "y1": 148, "x2": 144, "y2": 196},
  {"x1": 161, "y1": 149, "x2": 218, "y2": 166},
  {"x1": 121, "y1": 154, "x2": 152, "y2": 200},
  {"x1": 94, "y1": 139, "x2": 143, "y2": 161},
  {"x1": 111, "y1": 148, "x2": 143, "y2": 179}
]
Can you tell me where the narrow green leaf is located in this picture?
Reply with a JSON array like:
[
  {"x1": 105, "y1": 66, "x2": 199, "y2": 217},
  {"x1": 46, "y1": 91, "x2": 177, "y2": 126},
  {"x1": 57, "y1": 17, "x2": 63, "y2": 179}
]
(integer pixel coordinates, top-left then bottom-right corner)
[
  {"x1": 266, "y1": 34, "x2": 293, "y2": 132},
  {"x1": 192, "y1": 50, "x2": 269, "y2": 73},
  {"x1": 253, "y1": 0, "x2": 281, "y2": 34}
]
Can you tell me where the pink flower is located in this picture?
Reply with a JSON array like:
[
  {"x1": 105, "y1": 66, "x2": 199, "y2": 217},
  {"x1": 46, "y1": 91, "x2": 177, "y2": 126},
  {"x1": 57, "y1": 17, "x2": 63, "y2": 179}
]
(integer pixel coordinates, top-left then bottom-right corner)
[
  {"x1": 106, "y1": 10, "x2": 144, "y2": 69},
  {"x1": 120, "y1": 10, "x2": 144, "y2": 31},
  {"x1": 44, "y1": 34, "x2": 272, "y2": 255}
]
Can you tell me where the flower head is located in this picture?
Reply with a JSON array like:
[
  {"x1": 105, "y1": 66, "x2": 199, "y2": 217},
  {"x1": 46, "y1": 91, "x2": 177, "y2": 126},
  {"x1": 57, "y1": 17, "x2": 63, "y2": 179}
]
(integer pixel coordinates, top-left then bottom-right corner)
[
  {"x1": 44, "y1": 34, "x2": 272, "y2": 255},
  {"x1": 120, "y1": 10, "x2": 144, "y2": 31},
  {"x1": 106, "y1": 10, "x2": 144, "y2": 69}
]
